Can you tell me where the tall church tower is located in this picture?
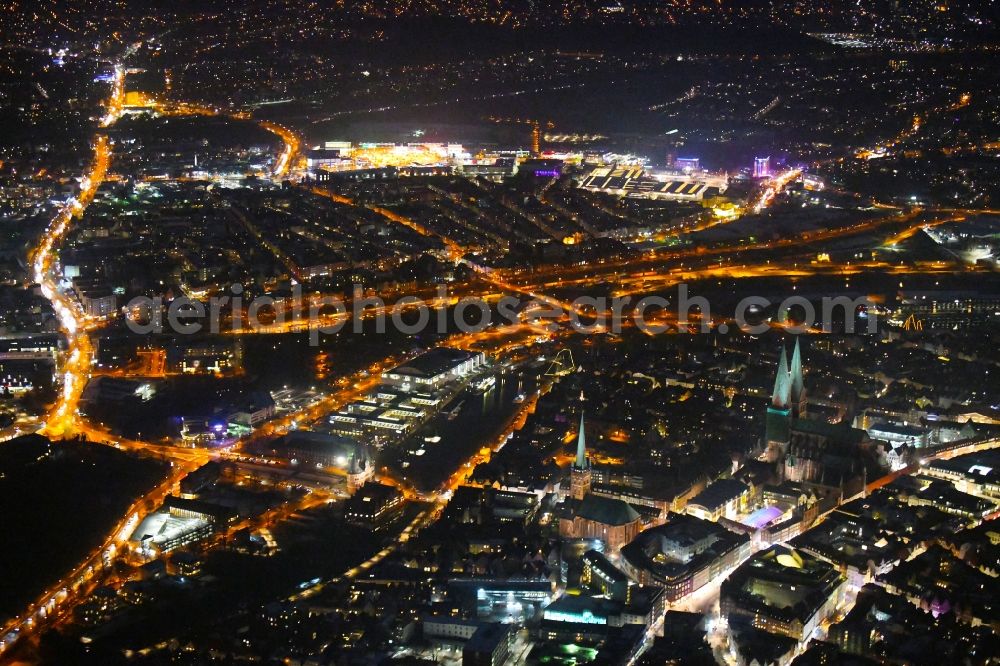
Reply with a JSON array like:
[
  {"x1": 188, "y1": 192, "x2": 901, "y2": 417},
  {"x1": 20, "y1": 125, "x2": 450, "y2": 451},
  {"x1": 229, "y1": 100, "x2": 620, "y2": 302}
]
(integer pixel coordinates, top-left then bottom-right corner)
[
  {"x1": 765, "y1": 347, "x2": 792, "y2": 461},
  {"x1": 790, "y1": 338, "x2": 807, "y2": 418},
  {"x1": 570, "y1": 411, "x2": 592, "y2": 500}
]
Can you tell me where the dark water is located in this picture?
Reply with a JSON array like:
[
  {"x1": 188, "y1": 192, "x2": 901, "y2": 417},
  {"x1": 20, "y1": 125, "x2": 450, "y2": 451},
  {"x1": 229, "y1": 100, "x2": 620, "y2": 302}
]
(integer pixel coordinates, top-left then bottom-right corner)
[{"x1": 386, "y1": 370, "x2": 537, "y2": 493}]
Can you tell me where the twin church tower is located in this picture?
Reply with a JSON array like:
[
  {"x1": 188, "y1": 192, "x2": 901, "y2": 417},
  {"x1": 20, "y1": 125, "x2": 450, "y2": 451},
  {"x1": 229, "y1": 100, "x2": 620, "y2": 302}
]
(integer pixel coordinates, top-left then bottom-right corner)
[
  {"x1": 766, "y1": 338, "x2": 808, "y2": 463},
  {"x1": 570, "y1": 338, "x2": 810, "y2": 497}
]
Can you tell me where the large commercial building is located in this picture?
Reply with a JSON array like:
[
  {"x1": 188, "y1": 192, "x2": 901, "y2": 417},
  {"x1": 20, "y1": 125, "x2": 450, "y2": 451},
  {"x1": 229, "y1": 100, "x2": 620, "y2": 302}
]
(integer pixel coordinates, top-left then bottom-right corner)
[
  {"x1": 891, "y1": 290, "x2": 1000, "y2": 330},
  {"x1": 620, "y1": 514, "x2": 752, "y2": 602},
  {"x1": 329, "y1": 385, "x2": 441, "y2": 442},
  {"x1": 463, "y1": 623, "x2": 515, "y2": 666},
  {"x1": 343, "y1": 482, "x2": 405, "y2": 529},
  {"x1": 78, "y1": 288, "x2": 117, "y2": 318},
  {"x1": 581, "y1": 550, "x2": 633, "y2": 603},
  {"x1": 578, "y1": 166, "x2": 728, "y2": 201},
  {"x1": 226, "y1": 391, "x2": 276, "y2": 429},
  {"x1": 866, "y1": 421, "x2": 929, "y2": 448},
  {"x1": 539, "y1": 588, "x2": 665, "y2": 647},
  {"x1": 328, "y1": 347, "x2": 484, "y2": 446},
  {"x1": 0, "y1": 335, "x2": 60, "y2": 392},
  {"x1": 721, "y1": 545, "x2": 846, "y2": 641},
  {"x1": 266, "y1": 429, "x2": 374, "y2": 491},
  {"x1": 922, "y1": 450, "x2": 1000, "y2": 501},
  {"x1": 422, "y1": 615, "x2": 481, "y2": 642},
  {"x1": 686, "y1": 478, "x2": 752, "y2": 522},
  {"x1": 305, "y1": 141, "x2": 353, "y2": 170},
  {"x1": 312, "y1": 165, "x2": 454, "y2": 183},
  {"x1": 81, "y1": 376, "x2": 157, "y2": 405},
  {"x1": 173, "y1": 339, "x2": 243, "y2": 375},
  {"x1": 268, "y1": 430, "x2": 366, "y2": 469},
  {"x1": 130, "y1": 496, "x2": 234, "y2": 555},
  {"x1": 381, "y1": 347, "x2": 485, "y2": 392},
  {"x1": 308, "y1": 141, "x2": 469, "y2": 178},
  {"x1": 674, "y1": 157, "x2": 701, "y2": 172}
]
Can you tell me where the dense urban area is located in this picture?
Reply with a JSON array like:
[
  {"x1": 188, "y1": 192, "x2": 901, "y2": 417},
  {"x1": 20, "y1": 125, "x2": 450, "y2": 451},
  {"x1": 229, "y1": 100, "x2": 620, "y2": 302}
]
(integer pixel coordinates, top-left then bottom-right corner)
[{"x1": 0, "y1": 2, "x2": 998, "y2": 665}]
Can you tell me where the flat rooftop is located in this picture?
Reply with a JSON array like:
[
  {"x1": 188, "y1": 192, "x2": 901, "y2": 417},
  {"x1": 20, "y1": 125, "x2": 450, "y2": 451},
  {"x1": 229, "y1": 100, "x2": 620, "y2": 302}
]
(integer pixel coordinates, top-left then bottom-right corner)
[{"x1": 388, "y1": 347, "x2": 477, "y2": 378}]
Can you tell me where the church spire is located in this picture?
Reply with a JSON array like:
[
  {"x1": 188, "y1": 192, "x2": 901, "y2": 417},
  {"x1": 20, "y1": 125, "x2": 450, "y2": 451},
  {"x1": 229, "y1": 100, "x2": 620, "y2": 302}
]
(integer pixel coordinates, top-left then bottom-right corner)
[
  {"x1": 570, "y1": 403, "x2": 592, "y2": 500},
  {"x1": 771, "y1": 346, "x2": 791, "y2": 409},
  {"x1": 790, "y1": 338, "x2": 807, "y2": 418},
  {"x1": 575, "y1": 411, "x2": 588, "y2": 469},
  {"x1": 790, "y1": 338, "x2": 804, "y2": 403}
]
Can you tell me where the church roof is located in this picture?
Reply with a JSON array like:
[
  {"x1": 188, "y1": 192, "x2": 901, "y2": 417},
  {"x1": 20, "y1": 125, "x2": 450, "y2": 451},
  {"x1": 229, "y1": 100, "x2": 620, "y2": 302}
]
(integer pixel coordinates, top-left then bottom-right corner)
[
  {"x1": 576, "y1": 494, "x2": 640, "y2": 526},
  {"x1": 790, "y1": 417, "x2": 868, "y2": 444}
]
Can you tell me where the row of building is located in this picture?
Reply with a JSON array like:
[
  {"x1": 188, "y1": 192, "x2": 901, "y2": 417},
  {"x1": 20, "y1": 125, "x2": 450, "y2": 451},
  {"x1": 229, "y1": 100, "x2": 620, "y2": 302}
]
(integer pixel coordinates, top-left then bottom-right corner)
[
  {"x1": 329, "y1": 347, "x2": 485, "y2": 444},
  {"x1": 578, "y1": 165, "x2": 729, "y2": 202}
]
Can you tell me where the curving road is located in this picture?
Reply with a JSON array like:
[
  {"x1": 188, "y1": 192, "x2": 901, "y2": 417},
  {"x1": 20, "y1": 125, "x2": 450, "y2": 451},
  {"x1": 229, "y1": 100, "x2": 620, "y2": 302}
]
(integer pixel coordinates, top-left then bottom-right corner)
[{"x1": 0, "y1": 60, "x2": 304, "y2": 658}]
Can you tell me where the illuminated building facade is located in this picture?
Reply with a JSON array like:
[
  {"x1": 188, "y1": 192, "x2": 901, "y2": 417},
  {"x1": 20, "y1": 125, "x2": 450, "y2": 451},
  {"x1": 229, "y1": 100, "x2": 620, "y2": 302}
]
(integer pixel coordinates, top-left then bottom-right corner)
[
  {"x1": 560, "y1": 493, "x2": 643, "y2": 552},
  {"x1": 721, "y1": 545, "x2": 846, "y2": 641},
  {"x1": 620, "y1": 514, "x2": 751, "y2": 602},
  {"x1": 765, "y1": 336, "x2": 870, "y2": 486},
  {"x1": 381, "y1": 347, "x2": 485, "y2": 392},
  {"x1": 686, "y1": 479, "x2": 752, "y2": 522},
  {"x1": 753, "y1": 156, "x2": 771, "y2": 178},
  {"x1": 267, "y1": 430, "x2": 368, "y2": 471},
  {"x1": 343, "y1": 482, "x2": 404, "y2": 529},
  {"x1": 767, "y1": 341, "x2": 808, "y2": 440},
  {"x1": 581, "y1": 549, "x2": 632, "y2": 603},
  {"x1": 674, "y1": 157, "x2": 701, "y2": 172},
  {"x1": 578, "y1": 166, "x2": 727, "y2": 201}
]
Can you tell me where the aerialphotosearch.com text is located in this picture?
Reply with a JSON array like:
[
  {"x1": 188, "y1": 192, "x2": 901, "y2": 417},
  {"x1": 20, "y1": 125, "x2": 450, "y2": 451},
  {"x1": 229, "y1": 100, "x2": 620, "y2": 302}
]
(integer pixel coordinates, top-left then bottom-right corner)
[{"x1": 124, "y1": 283, "x2": 877, "y2": 345}]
